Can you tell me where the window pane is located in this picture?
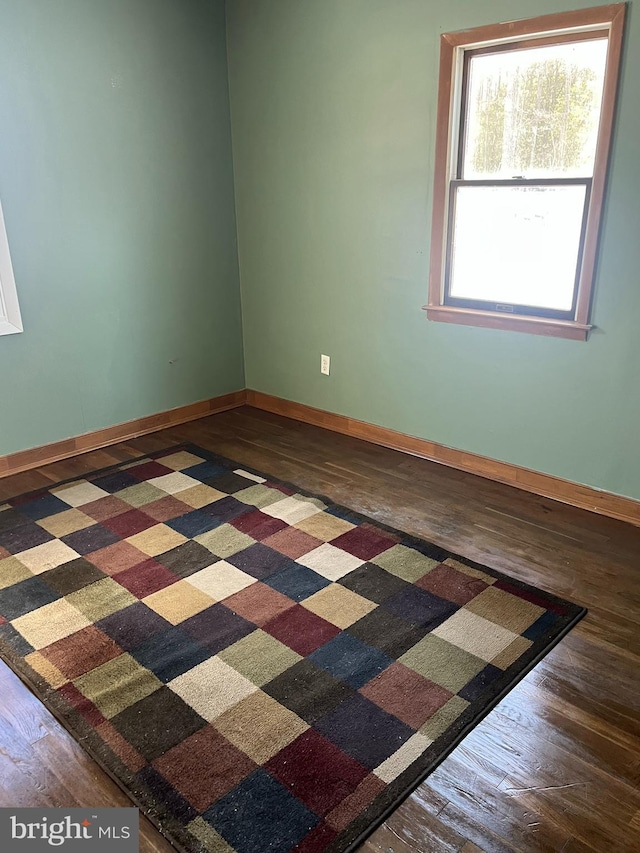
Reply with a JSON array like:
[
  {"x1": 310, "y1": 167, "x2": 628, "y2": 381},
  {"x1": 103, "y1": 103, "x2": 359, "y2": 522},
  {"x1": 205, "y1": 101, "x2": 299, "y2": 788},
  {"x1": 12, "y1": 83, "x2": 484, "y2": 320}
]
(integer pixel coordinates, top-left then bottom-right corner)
[
  {"x1": 448, "y1": 184, "x2": 587, "y2": 312},
  {"x1": 462, "y1": 39, "x2": 607, "y2": 179}
]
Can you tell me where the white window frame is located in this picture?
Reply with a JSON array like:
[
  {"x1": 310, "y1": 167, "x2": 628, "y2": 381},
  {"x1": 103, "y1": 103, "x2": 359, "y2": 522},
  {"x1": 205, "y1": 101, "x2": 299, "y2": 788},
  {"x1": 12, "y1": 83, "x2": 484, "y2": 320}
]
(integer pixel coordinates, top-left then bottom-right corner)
[{"x1": 0, "y1": 198, "x2": 22, "y2": 336}]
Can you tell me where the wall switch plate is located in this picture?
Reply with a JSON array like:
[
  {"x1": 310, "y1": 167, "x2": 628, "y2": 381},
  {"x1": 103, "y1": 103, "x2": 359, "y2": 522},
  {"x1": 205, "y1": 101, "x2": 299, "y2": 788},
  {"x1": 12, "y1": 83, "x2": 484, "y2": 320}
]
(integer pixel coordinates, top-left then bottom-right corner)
[{"x1": 320, "y1": 354, "x2": 330, "y2": 375}]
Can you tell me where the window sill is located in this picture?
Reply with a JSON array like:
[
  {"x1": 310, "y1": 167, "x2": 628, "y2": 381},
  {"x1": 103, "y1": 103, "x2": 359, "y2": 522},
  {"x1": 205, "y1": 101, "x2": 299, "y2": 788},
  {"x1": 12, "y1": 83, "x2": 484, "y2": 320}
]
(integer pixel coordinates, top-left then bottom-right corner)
[{"x1": 424, "y1": 305, "x2": 591, "y2": 341}]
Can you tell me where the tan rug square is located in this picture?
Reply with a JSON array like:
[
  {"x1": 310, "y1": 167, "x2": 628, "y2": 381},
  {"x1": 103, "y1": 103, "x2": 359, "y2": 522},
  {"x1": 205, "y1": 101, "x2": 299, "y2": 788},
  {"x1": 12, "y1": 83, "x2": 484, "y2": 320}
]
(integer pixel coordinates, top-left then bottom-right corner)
[
  {"x1": 11, "y1": 599, "x2": 91, "y2": 649},
  {"x1": 232, "y1": 469, "x2": 266, "y2": 484},
  {"x1": 442, "y1": 557, "x2": 497, "y2": 585},
  {"x1": 169, "y1": 657, "x2": 258, "y2": 721},
  {"x1": 51, "y1": 481, "x2": 110, "y2": 507},
  {"x1": 187, "y1": 818, "x2": 235, "y2": 853},
  {"x1": 37, "y1": 509, "x2": 95, "y2": 538},
  {"x1": 292, "y1": 512, "x2": 355, "y2": 542},
  {"x1": 464, "y1": 585, "x2": 545, "y2": 634},
  {"x1": 262, "y1": 496, "x2": 324, "y2": 525},
  {"x1": 148, "y1": 472, "x2": 202, "y2": 495},
  {"x1": 143, "y1": 581, "x2": 215, "y2": 624},
  {"x1": 157, "y1": 451, "x2": 207, "y2": 471},
  {"x1": 15, "y1": 540, "x2": 79, "y2": 575},
  {"x1": 491, "y1": 635, "x2": 533, "y2": 669},
  {"x1": 178, "y1": 485, "x2": 228, "y2": 509},
  {"x1": 432, "y1": 609, "x2": 518, "y2": 662},
  {"x1": 302, "y1": 583, "x2": 377, "y2": 628},
  {"x1": 25, "y1": 651, "x2": 67, "y2": 689},
  {"x1": 212, "y1": 690, "x2": 308, "y2": 764},
  {"x1": 126, "y1": 524, "x2": 188, "y2": 557},
  {"x1": 374, "y1": 732, "x2": 432, "y2": 783}
]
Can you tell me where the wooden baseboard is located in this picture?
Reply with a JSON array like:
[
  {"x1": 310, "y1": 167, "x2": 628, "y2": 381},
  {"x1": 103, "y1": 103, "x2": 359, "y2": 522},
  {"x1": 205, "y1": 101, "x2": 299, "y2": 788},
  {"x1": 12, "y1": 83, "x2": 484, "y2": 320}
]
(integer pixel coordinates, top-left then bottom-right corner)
[
  {"x1": 3, "y1": 386, "x2": 637, "y2": 527},
  {"x1": 0, "y1": 390, "x2": 248, "y2": 479},
  {"x1": 246, "y1": 390, "x2": 640, "y2": 527}
]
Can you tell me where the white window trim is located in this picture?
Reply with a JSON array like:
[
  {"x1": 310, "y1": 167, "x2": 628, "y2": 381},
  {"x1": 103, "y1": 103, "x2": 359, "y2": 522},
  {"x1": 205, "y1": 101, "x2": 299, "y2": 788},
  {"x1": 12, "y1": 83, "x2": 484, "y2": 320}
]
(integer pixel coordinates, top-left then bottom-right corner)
[{"x1": 0, "y1": 198, "x2": 22, "y2": 336}]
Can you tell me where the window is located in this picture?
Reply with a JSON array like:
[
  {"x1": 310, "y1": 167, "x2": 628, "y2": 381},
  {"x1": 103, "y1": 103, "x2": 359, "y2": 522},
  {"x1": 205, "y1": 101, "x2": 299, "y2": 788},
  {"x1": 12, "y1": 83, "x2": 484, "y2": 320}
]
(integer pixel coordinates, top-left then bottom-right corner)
[
  {"x1": 426, "y1": 5, "x2": 625, "y2": 340},
  {"x1": 0, "y1": 198, "x2": 22, "y2": 336}
]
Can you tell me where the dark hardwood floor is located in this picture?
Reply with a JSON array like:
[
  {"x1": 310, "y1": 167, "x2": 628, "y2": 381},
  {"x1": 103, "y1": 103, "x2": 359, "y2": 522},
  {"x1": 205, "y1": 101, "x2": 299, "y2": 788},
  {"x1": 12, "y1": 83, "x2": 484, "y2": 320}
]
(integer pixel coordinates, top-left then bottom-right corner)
[{"x1": 0, "y1": 405, "x2": 638, "y2": 852}]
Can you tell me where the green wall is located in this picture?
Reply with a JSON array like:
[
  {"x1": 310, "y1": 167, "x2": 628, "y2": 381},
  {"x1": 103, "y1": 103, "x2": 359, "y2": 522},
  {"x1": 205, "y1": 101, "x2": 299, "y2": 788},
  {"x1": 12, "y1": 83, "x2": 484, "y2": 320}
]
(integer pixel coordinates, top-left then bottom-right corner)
[
  {"x1": 2, "y1": 0, "x2": 637, "y2": 503},
  {"x1": 227, "y1": 0, "x2": 640, "y2": 501},
  {"x1": 0, "y1": 0, "x2": 244, "y2": 456}
]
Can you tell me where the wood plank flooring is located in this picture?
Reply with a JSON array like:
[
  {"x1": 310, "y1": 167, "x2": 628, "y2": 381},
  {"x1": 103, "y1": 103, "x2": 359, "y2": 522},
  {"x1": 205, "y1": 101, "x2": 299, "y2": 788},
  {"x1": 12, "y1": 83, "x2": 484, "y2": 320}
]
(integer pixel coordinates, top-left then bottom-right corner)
[{"x1": 0, "y1": 405, "x2": 638, "y2": 852}]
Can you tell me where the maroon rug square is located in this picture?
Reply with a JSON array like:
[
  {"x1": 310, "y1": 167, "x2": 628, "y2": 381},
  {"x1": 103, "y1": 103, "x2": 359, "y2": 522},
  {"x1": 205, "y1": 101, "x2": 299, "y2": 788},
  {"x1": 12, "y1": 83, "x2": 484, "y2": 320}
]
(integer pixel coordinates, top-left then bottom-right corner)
[
  {"x1": 102, "y1": 508, "x2": 158, "y2": 538},
  {"x1": 113, "y1": 558, "x2": 179, "y2": 598},
  {"x1": 263, "y1": 605, "x2": 341, "y2": 655},
  {"x1": 330, "y1": 525, "x2": 397, "y2": 560},
  {"x1": 416, "y1": 562, "x2": 488, "y2": 604},
  {"x1": 58, "y1": 682, "x2": 107, "y2": 727},
  {"x1": 262, "y1": 528, "x2": 324, "y2": 560},
  {"x1": 96, "y1": 720, "x2": 147, "y2": 773},
  {"x1": 224, "y1": 582, "x2": 296, "y2": 627},
  {"x1": 142, "y1": 496, "x2": 193, "y2": 523},
  {"x1": 494, "y1": 578, "x2": 569, "y2": 615},
  {"x1": 81, "y1": 495, "x2": 132, "y2": 523},
  {"x1": 325, "y1": 774, "x2": 387, "y2": 832},
  {"x1": 40, "y1": 625, "x2": 122, "y2": 680},
  {"x1": 230, "y1": 509, "x2": 288, "y2": 540},
  {"x1": 265, "y1": 482, "x2": 295, "y2": 496},
  {"x1": 88, "y1": 541, "x2": 150, "y2": 576},
  {"x1": 128, "y1": 461, "x2": 174, "y2": 481},
  {"x1": 153, "y1": 725, "x2": 257, "y2": 812},
  {"x1": 265, "y1": 729, "x2": 368, "y2": 816},
  {"x1": 359, "y1": 662, "x2": 453, "y2": 728},
  {"x1": 291, "y1": 823, "x2": 339, "y2": 853}
]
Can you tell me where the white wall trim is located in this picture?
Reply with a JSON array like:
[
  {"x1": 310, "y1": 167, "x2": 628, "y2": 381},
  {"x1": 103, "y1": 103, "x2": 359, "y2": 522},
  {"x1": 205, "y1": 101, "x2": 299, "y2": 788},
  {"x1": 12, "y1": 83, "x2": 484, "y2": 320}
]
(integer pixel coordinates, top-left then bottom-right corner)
[{"x1": 0, "y1": 199, "x2": 22, "y2": 336}]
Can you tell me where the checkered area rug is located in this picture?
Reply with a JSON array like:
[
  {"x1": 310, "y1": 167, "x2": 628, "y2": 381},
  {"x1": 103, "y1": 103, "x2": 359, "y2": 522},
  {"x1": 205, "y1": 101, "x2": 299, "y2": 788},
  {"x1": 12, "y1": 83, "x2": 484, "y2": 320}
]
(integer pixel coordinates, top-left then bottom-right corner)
[{"x1": 0, "y1": 445, "x2": 585, "y2": 853}]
